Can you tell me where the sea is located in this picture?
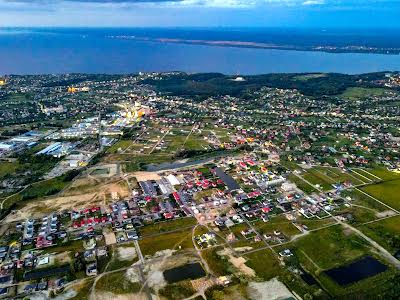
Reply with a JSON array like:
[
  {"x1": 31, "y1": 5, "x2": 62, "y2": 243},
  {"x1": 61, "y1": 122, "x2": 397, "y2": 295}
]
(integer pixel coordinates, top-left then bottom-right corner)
[{"x1": 1, "y1": 27, "x2": 400, "y2": 75}]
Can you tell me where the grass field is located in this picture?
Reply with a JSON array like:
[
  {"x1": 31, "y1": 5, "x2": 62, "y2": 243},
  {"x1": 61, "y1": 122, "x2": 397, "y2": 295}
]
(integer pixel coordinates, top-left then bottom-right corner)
[
  {"x1": 314, "y1": 167, "x2": 364, "y2": 185},
  {"x1": 296, "y1": 216, "x2": 336, "y2": 229},
  {"x1": 288, "y1": 174, "x2": 317, "y2": 194},
  {"x1": 139, "y1": 228, "x2": 194, "y2": 256},
  {"x1": 367, "y1": 168, "x2": 400, "y2": 181},
  {"x1": 342, "y1": 189, "x2": 388, "y2": 212},
  {"x1": 2, "y1": 175, "x2": 70, "y2": 212},
  {"x1": 341, "y1": 87, "x2": 395, "y2": 101},
  {"x1": 292, "y1": 224, "x2": 370, "y2": 270},
  {"x1": 244, "y1": 249, "x2": 282, "y2": 281},
  {"x1": 361, "y1": 179, "x2": 400, "y2": 211},
  {"x1": 253, "y1": 215, "x2": 301, "y2": 238},
  {"x1": 95, "y1": 270, "x2": 141, "y2": 294},
  {"x1": 360, "y1": 216, "x2": 400, "y2": 253},
  {"x1": 138, "y1": 217, "x2": 197, "y2": 237},
  {"x1": 0, "y1": 162, "x2": 18, "y2": 179},
  {"x1": 302, "y1": 168, "x2": 335, "y2": 191},
  {"x1": 201, "y1": 246, "x2": 235, "y2": 276}
]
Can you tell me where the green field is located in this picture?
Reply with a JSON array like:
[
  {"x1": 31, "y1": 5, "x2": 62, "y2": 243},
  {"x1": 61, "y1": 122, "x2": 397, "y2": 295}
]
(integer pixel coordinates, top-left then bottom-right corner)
[
  {"x1": 288, "y1": 174, "x2": 317, "y2": 194},
  {"x1": 201, "y1": 246, "x2": 235, "y2": 276},
  {"x1": 0, "y1": 161, "x2": 18, "y2": 179},
  {"x1": 361, "y1": 179, "x2": 400, "y2": 211},
  {"x1": 341, "y1": 87, "x2": 395, "y2": 101},
  {"x1": 95, "y1": 270, "x2": 141, "y2": 294},
  {"x1": 292, "y1": 225, "x2": 370, "y2": 270},
  {"x1": 314, "y1": 167, "x2": 364, "y2": 185},
  {"x1": 253, "y1": 215, "x2": 301, "y2": 238},
  {"x1": 360, "y1": 216, "x2": 400, "y2": 253},
  {"x1": 244, "y1": 249, "x2": 282, "y2": 281},
  {"x1": 302, "y1": 168, "x2": 335, "y2": 191},
  {"x1": 138, "y1": 228, "x2": 194, "y2": 256},
  {"x1": 138, "y1": 217, "x2": 197, "y2": 237}
]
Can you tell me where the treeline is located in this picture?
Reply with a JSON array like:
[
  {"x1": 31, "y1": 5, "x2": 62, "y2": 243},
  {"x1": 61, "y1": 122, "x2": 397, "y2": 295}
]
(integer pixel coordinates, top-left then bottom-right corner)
[{"x1": 143, "y1": 72, "x2": 391, "y2": 97}]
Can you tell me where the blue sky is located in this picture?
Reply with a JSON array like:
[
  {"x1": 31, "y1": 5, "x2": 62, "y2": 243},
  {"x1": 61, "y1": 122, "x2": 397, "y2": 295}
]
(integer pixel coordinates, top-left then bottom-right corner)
[{"x1": 0, "y1": 0, "x2": 399, "y2": 27}]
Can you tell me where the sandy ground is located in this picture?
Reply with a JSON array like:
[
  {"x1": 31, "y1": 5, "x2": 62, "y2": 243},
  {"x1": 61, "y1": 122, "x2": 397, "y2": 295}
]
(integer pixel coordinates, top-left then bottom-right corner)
[
  {"x1": 104, "y1": 231, "x2": 117, "y2": 245},
  {"x1": 218, "y1": 248, "x2": 255, "y2": 277},
  {"x1": 247, "y1": 278, "x2": 294, "y2": 300},
  {"x1": 126, "y1": 267, "x2": 141, "y2": 283},
  {"x1": 376, "y1": 210, "x2": 397, "y2": 218},
  {"x1": 117, "y1": 246, "x2": 137, "y2": 261},
  {"x1": 4, "y1": 181, "x2": 129, "y2": 223},
  {"x1": 92, "y1": 291, "x2": 148, "y2": 300},
  {"x1": 144, "y1": 252, "x2": 199, "y2": 292},
  {"x1": 133, "y1": 171, "x2": 161, "y2": 181}
]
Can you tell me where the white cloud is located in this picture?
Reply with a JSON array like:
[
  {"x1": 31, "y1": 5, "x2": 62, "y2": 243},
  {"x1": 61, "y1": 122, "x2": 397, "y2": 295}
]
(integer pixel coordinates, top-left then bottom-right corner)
[{"x1": 302, "y1": 0, "x2": 325, "y2": 5}]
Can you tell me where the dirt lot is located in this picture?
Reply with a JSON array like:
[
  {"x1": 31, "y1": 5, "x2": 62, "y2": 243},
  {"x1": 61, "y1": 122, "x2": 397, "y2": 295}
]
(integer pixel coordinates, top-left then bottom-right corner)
[
  {"x1": 133, "y1": 172, "x2": 161, "y2": 182},
  {"x1": 91, "y1": 292, "x2": 148, "y2": 300},
  {"x1": 247, "y1": 278, "x2": 294, "y2": 300},
  {"x1": 218, "y1": 248, "x2": 256, "y2": 277},
  {"x1": 4, "y1": 181, "x2": 129, "y2": 223}
]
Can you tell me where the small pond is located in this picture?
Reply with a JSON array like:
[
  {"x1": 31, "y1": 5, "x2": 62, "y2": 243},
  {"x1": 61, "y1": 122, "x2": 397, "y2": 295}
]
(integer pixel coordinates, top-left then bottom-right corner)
[
  {"x1": 163, "y1": 262, "x2": 206, "y2": 284},
  {"x1": 324, "y1": 256, "x2": 387, "y2": 286}
]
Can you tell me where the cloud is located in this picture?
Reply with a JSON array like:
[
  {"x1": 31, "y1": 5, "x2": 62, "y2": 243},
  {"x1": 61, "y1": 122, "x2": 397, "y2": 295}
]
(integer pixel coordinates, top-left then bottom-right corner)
[{"x1": 302, "y1": 0, "x2": 324, "y2": 5}]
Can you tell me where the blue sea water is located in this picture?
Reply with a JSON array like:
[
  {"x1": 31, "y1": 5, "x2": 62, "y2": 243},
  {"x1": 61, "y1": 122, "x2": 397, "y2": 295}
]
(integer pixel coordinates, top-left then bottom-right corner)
[{"x1": 0, "y1": 28, "x2": 400, "y2": 75}]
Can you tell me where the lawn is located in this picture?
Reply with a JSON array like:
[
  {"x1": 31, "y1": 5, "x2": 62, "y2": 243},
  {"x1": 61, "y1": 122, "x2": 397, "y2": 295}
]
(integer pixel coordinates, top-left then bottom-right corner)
[
  {"x1": 360, "y1": 216, "x2": 400, "y2": 254},
  {"x1": 302, "y1": 168, "x2": 335, "y2": 191},
  {"x1": 314, "y1": 167, "x2": 364, "y2": 185},
  {"x1": 293, "y1": 224, "x2": 370, "y2": 270},
  {"x1": 95, "y1": 270, "x2": 141, "y2": 294},
  {"x1": 244, "y1": 249, "x2": 283, "y2": 281},
  {"x1": 107, "y1": 139, "x2": 133, "y2": 154},
  {"x1": 288, "y1": 174, "x2": 317, "y2": 194},
  {"x1": 366, "y1": 168, "x2": 400, "y2": 181},
  {"x1": 361, "y1": 179, "x2": 400, "y2": 211},
  {"x1": 0, "y1": 162, "x2": 18, "y2": 179},
  {"x1": 138, "y1": 228, "x2": 194, "y2": 256},
  {"x1": 341, "y1": 87, "x2": 394, "y2": 101},
  {"x1": 201, "y1": 246, "x2": 235, "y2": 276},
  {"x1": 341, "y1": 189, "x2": 388, "y2": 212},
  {"x1": 253, "y1": 215, "x2": 301, "y2": 238},
  {"x1": 138, "y1": 217, "x2": 197, "y2": 237}
]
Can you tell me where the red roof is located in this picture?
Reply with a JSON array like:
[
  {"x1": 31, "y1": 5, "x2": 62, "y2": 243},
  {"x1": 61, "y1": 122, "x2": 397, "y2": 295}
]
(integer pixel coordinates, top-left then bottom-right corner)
[
  {"x1": 262, "y1": 207, "x2": 271, "y2": 213},
  {"x1": 164, "y1": 212, "x2": 174, "y2": 219},
  {"x1": 172, "y1": 192, "x2": 180, "y2": 201}
]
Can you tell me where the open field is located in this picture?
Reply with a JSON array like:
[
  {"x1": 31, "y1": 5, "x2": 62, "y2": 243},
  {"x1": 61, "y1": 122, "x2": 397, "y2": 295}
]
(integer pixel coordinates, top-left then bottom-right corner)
[
  {"x1": 201, "y1": 246, "x2": 235, "y2": 276},
  {"x1": 302, "y1": 168, "x2": 335, "y2": 191},
  {"x1": 244, "y1": 249, "x2": 282, "y2": 281},
  {"x1": 139, "y1": 228, "x2": 194, "y2": 256},
  {"x1": 138, "y1": 217, "x2": 197, "y2": 237},
  {"x1": 288, "y1": 174, "x2": 317, "y2": 194},
  {"x1": 95, "y1": 269, "x2": 141, "y2": 294},
  {"x1": 253, "y1": 215, "x2": 301, "y2": 238},
  {"x1": 292, "y1": 224, "x2": 370, "y2": 270},
  {"x1": 0, "y1": 161, "x2": 19, "y2": 179},
  {"x1": 314, "y1": 166, "x2": 365, "y2": 185},
  {"x1": 361, "y1": 179, "x2": 400, "y2": 211},
  {"x1": 359, "y1": 216, "x2": 400, "y2": 254},
  {"x1": 365, "y1": 168, "x2": 400, "y2": 181},
  {"x1": 3, "y1": 180, "x2": 129, "y2": 222},
  {"x1": 341, "y1": 87, "x2": 396, "y2": 101}
]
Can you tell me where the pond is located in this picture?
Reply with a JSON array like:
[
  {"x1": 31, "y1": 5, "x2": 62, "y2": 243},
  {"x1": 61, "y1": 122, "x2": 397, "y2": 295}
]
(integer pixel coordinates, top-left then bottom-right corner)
[
  {"x1": 324, "y1": 256, "x2": 387, "y2": 286},
  {"x1": 163, "y1": 262, "x2": 206, "y2": 284}
]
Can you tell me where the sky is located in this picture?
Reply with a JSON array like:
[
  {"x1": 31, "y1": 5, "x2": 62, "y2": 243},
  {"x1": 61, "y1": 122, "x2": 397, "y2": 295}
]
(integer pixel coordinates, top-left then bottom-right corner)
[{"x1": 0, "y1": 0, "x2": 399, "y2": 28}]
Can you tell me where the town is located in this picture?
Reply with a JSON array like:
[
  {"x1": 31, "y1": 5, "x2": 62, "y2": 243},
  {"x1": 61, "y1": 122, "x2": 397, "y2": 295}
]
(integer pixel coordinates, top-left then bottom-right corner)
[{"x1": 0, "y1": 71, "x2": 399, "y2": 300}]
